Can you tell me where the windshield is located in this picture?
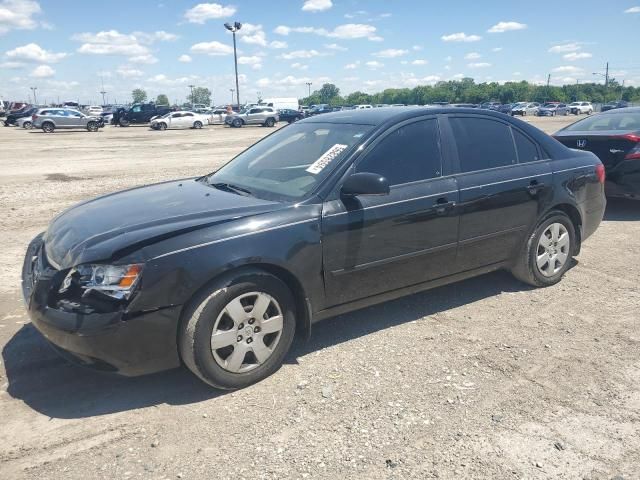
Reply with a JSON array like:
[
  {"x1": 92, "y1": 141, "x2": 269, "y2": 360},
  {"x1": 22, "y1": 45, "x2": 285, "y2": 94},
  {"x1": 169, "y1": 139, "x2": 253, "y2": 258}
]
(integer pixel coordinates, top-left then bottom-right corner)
[
  {"x1": 569, "y1": 102, "x2": 580, "y2": 106},
  {"x1": 542, "y1": 104, "x2": 556, "y2": 108},
  {"x1": 563, "y1": 112, "x2": 640, "y2": 132},
  {"x1": 204, "y1": 122, "x2": 372, "y2": 201}
]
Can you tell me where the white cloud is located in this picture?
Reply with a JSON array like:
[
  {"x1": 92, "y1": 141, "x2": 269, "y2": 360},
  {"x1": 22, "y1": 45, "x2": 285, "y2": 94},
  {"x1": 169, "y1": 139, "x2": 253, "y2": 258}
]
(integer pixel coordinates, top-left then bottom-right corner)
[
  {"x1": 274, "y1": 25, "x2": 292, "y2": 35},
  {"x1": 488, "y1": 21, "x2": 527, "y2": 33},
  {"x1": 548, "y1": 42, "x2": 582, "y2": 53},
  {"x1": 183, "y1": 3, "x2": 236, "y2": 23},
  {"x1": 0, "y1": 0, "x2": 41, "y2": 35},
  {"x1": 444, "y1": 56, "x2": 452, "y2": 62},
  {"x1": 451, "y1": 73, "x2": 465, "y2": 80},
  {"x1": 274, "y1": 23, "x2": 382, "y2": 41},
  {"x1": 468, "y1": 62, "x2": 491, "y2": 68},
  {"x1": 129, "y1": 54, "x2": 158, "y2": 64},
  {"x1": 238, "y1": 55, "x2": 263, "y2": 70},
  {"x1": 464, "y1": 52, "x2": 482, "y2": 60},
  {"x1": 178, "y1": 54, "x2": 192, "y2": 63},
  {"x1": 236, "y1": 23, "x2": 268, "y2": 47},
  {"x1": 269, "y1": 40, "x2": 287, "y2": 49},
  {"x1": 30, "y1": 64, "x2": 54, "y2": 77},
  {"x1": 365, "y1": 60, "x2": 383, "y2": 69},
  {"x1": 276, "y1": 75, "x2": 312, "y2": 86},
  {"x1": 344, "y1": 61, "x2": 360, "y2": 69},
  {"x1": 146, "y1": 74, "x2": 193, "y2": 86},
  {"x1": 373, "y1": 48, "x2": 408, "y2": 58},
  {"x1": 290, "y1": 62, "x2": 308, "y2": 70},
  {"x1": 563, "y1": 52, "x2": 592, "y2": 61},
  {"x1": 552, "y1": 65, "x2": 583, "y2": 73},
  {"x1": 624, "y1": 6, "x2": 640, "y2": 13},
  {"x1": 441, "y1": 32, "x2": 482, "y2": 42},
  {"x1": 325, "y1": 43, "x2": 347, "y2": 51},
  {"x1": 72, "y1": 30, "x2": 167, "y2": 58},
  {"x1": 5, "y1": 43, "x2": 67, "y2": 63},
  {"x1": 77, "y1": 42, "x2": 148, "y2": 56},
  {"x1": 133, "y1": 30, "x2": 178, "y2": 43},
  {"x1": 411, "y1": 59, "x2": 428, "y2": 65},
  {"x1": 256, "y1": 78, "x2": 270, "y2": 88},
  {"x1": 0, "y1": 60, "x2": 24, "y2": 68},
  {"x1": 412, "y1": 45, "x2": 423, "y2": 51},
  {"x1": 279, "y1": 49, "x2": 321, "y2": 59},
  {"x1": 117, "y1": 65, "x2": 144, "y2": 78},
  {"x1": 190, "y1": 40, "x2": 234, "y2": 56},
  {"x1": 302, "y1": 0, "x2": 332, "y2": 12},
  {"x1": 492, "y1": 47, "x2": 503, "y2": 52}
]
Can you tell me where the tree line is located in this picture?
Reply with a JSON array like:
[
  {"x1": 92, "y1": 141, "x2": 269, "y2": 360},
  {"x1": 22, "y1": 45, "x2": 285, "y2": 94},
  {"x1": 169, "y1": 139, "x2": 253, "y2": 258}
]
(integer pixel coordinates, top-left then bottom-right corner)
[
  {"x1": 301, "y1": 79, "x2": 640, "y2": 107},
  {"x1": 131, "y1": 88, "x2": 212, "y2": 106}
]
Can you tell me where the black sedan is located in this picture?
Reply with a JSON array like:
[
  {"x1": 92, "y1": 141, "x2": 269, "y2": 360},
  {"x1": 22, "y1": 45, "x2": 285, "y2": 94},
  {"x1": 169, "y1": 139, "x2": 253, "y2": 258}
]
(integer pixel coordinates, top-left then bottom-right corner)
[
  {"x1": 22, "y1": 108, "x2": 605, "y2": 389},
  {"x1": 554, "y1": 107, "x2": 640, "y2": 199},
  {"x1": 4, "y1": 106, "x2": 37, "y2": 126},
  {"x1": 601, "y1": 101, "x2": 629, "y2": 112},
  {"x1": 277, "y1": 108, "x2": 304, "y2": 123}
]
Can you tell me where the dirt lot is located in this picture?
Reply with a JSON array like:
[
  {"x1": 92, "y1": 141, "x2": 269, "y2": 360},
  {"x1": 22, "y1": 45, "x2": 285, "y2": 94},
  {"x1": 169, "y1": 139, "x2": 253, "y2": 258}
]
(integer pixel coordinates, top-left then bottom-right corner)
[{"x1": 1, "y1": 116, "x2": 638, "y2": 480}]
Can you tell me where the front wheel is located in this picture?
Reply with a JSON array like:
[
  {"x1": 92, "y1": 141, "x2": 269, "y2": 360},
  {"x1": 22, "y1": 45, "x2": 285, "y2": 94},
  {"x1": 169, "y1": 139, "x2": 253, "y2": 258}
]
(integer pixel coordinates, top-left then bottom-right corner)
[
  {"x1": 23, "y1": 121, "x2": 32, "y2": 129},
  {"x1": 193, "y1": 121, "x2": 203, "y2": 129},
  {"x1": 232, "y1": 118, "x2": 243, "y2": 128},
  {"x1": 587, "y1": 110, "x2": 593, "y2": 115},
  {"x1": 511, "y1": 212, "x2": 576, "y2": 287},
  {"x1": 158, "y1": 122, "x2": 167, "y2": 131},
  {"x1": 41, "y1": 122, "x2": 55, "y2": 133},
  {"x1": 264, "y1": 117, "x2": 276, "y2": 127},
  {"x1": 87, "y1": 121, "x2": 98, "y2": 132},
  {"x1": 179, "y1": 272, "x2": 296, "y2": 389},
  {"x1": 119, "y1": 117, "x2": 130, "y2": 127}
]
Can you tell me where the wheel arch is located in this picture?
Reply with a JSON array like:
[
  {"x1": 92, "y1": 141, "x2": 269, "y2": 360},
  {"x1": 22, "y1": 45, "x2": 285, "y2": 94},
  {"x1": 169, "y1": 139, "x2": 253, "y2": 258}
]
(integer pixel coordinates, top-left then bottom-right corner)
[{"x1": 546, "y1": 203, "x2": 583, "y2": 255}]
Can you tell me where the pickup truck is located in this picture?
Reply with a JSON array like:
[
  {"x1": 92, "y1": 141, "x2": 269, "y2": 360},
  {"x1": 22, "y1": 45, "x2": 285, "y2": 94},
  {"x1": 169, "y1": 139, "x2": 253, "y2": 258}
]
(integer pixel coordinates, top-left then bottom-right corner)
[{"x1": 113, "y1": 103, "x2": 173, "y2": 126}]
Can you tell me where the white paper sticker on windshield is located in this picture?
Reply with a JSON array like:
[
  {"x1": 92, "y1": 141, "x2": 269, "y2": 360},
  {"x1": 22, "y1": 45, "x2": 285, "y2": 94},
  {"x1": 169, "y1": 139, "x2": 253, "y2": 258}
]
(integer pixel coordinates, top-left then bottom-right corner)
[{"x1": 306, "y1": 144, "x2": 348, "y2": 174}]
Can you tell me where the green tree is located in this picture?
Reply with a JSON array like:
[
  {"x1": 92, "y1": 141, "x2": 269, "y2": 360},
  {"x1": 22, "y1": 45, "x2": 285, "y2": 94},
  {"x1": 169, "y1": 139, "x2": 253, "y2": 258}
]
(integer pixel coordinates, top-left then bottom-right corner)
[
  {"x1": 132, "y1": 88, "x2": 147, "y2": 103},
  {"x1": 156, "y1": 94, "x2": 169, "y2": 106},
  {"x1": 187, "y1": 87, "x2": 212, "y2": 106},
  {"x1": 318, "y1": 83, "x2": 341, "y2": 104}
]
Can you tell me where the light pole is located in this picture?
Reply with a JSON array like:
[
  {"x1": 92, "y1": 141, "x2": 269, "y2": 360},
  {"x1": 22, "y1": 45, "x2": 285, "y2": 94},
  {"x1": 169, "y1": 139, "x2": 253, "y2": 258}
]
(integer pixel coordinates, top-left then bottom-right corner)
[
  {"x1": 100, "y1": 76, "x2": 107, "y2": 106},
  {"x1": 230, "y1": 88, "x2": 235, "y2": 105},
  {"x1": 30, "y1": 86, "x2": 38, "y2": 105},
  {"x1": 188, "y1": 84, "x2": 195, "y2": 108},
  {"x1": 593, "y1": 62, "x2": 609, "y2": 102},
  {"x1": 306, "y1": 82, "x2": 312, "y2": 97},
  {"x1": 224, "y1": 21, "x2": 242, "y2": 110}
]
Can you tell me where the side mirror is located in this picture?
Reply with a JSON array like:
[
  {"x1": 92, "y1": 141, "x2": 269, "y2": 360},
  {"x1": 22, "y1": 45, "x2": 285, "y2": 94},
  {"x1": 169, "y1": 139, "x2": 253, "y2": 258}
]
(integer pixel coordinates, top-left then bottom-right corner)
[{"x1": 341, "y1": 172, "x2": 390, "y2": 197}]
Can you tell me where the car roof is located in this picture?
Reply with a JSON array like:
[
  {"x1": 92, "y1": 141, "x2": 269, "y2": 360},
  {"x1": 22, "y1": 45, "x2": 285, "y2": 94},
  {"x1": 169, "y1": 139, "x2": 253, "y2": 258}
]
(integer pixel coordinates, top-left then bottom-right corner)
[{"x1": 600, "y1": 106, "x2": 640, "y2": 114}]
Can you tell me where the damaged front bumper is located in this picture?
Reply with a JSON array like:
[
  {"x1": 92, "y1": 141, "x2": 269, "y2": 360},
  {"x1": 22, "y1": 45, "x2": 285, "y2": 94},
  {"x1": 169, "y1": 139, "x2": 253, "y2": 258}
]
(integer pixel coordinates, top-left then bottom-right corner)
[{"x1": 21, "y1": 234, "x2": 182, "y2": 376}]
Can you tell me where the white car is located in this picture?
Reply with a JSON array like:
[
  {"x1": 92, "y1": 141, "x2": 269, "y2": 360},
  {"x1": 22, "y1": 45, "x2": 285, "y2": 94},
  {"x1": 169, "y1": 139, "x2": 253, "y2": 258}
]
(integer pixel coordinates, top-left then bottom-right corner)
[
  {"x1": 16, "y1": 116, "x2": 34, "y2": 129},
  {"x1": 150, "y1": 111, "x2": 208, "y2": 130},
  {"x1": 86, "y1": 106, "x2": 103, "y2": 115},
  {"x1": 568, "y1": 101, "x2": 593, "y2": 115},
  {"x1": 354, "y1": 104, "x2": 373, "y2": 109}
]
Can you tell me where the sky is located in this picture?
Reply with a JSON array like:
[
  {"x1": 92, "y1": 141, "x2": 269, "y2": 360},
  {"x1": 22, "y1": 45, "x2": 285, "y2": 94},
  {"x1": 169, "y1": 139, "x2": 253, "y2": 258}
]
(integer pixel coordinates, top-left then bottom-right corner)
[{"x1": 1, "y1": 0, "x2": 640, "y2": 105}]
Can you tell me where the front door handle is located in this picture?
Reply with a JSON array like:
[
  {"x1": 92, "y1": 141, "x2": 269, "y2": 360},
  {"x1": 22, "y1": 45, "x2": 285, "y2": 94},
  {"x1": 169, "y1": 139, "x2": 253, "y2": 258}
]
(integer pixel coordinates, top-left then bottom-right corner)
[
  {"x1": 434, "y1": 197, "x2": 456, "y2": 215},
  {"x1": 527, "y1": 180, "x2": 545, "y2": 194}
]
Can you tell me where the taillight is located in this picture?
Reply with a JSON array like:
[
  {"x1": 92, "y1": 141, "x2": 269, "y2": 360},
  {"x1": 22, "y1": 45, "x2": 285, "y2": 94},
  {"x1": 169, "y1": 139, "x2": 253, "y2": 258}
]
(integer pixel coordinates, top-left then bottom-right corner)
[
  {"x1": 595, "y1": 163, "x2": 605, "y2": 184},
  {"x1": 613, "y1": 133, "x2": 640, "y2": 160},
  {"x1": 32, "y1": 114, "x2": 37, "y2": 121}
]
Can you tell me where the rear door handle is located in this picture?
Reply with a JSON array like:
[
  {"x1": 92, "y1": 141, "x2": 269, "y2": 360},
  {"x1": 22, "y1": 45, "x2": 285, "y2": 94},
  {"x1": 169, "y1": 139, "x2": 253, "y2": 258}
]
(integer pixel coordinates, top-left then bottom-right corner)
[{"x1": 434, "y1": 197, "x2": 456, "y2": 214}]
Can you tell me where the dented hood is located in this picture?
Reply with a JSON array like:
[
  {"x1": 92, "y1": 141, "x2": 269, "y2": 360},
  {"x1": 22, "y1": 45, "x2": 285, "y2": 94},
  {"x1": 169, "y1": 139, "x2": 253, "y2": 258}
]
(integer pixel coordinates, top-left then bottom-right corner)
[{"x1": 44, "y1": 178, "x2": 282, "y2": 269}]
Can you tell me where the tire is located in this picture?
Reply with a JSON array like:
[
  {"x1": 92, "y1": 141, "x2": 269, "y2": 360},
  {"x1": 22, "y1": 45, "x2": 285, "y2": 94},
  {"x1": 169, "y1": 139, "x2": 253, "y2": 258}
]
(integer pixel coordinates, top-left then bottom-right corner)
[
  {"x1": 232, "y1": 118, "x2": 243, "y2": 128},
  {"x1": 179, "y1": 271, "x2": 296, "y2": 389},
  {"x1": 87, "y1": 121, "x2": 98, "y2": 132},
  {"x1": 119, "y1": 117, "x2": 130, "y2": 127},
  {"x1": 511, "y1": 211, "x2": 576, "y2": 287},
  {"x1": 41, "y1": 122, "x2": 55, "y2": 133},
  {"x1": 22, "y1": 121, "x2": 32, "y2": 129},
  {"x1": 158, "y1": 122, "x2": 167, "y2": 131},
  {"x1": 193, "y1": 121, "x2": 203, "y2": 129},
  {"x1": 265, "y1": 118, "x2": 275, "y2": 127},
  {"x1": 588, "y1": 110, "x2": 593, "y2": 115}
]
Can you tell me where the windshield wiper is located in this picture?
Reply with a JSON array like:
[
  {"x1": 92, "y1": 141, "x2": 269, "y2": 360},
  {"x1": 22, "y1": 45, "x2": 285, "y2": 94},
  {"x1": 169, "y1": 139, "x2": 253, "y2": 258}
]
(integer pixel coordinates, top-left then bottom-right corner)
[{"x1": 209, "y1": 182, "x2": 253, "y2": 196}]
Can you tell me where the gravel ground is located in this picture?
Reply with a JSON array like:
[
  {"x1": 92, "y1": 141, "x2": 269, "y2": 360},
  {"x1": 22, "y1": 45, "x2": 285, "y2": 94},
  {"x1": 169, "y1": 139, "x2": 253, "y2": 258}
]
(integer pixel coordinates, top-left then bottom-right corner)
[{"x1": 0, "y1": 116, "x2": 638, "y2": 480}]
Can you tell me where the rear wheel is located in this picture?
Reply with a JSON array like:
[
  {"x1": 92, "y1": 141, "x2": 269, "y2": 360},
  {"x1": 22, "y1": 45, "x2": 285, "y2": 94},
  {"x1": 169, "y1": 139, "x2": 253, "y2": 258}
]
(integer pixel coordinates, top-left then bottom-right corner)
[
  {"x1": 42, "y1": 122, "x2": 54, "y2": 133},
  {"x1": 87, "y1": 121, "x2": 98, "y2": 132},
  {"x1": 511, "y1": 211, "x2": 576, "y2": 287},
  {"x1": 179, "y1": 272, "x2": 296, "y2": 389},
  {"x1": 264, "y1": 118, "x2": 276, "y2": 127},
  {"x1": 23, "y1": 121, "x2": 32, "y2": 129},
  {"x1": 193, "y1": 121, "x2": 203, "y2": 129},
  {"x1": 119, "y1": 117, "x2": 130, "y2": 127},
  {"x1": 232, "y1": 118, "x2": 243, "y2": 128}
]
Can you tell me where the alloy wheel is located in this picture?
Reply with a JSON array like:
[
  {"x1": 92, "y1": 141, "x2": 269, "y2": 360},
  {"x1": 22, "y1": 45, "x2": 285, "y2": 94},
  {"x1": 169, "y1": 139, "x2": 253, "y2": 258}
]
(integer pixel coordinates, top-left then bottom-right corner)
[
  {"x1": 536, "y1": 223, "x2": 570, "y2": 277},
  {"x1": 211, "y1": 292, "x2": 284, "y2": 373}
]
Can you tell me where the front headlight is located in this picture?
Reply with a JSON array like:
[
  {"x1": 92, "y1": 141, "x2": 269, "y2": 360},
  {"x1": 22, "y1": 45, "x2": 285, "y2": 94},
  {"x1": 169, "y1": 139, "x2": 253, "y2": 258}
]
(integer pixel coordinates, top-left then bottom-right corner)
[{"x1": 60, "y1": 263, "x2": 143, "y2": 300}]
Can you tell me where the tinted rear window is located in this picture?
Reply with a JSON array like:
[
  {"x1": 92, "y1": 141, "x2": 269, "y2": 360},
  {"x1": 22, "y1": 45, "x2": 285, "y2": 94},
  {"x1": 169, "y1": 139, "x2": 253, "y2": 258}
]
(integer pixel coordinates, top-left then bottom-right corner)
[
  {"x1": 564, "y1": 112, "x2": 640, "y2": 132},
  {"x1": 513, "y1": 129, "x2": 541, "y2": 162},
  {"x1": 450, "y1": 117, "x2": 517, "y2": 172}
]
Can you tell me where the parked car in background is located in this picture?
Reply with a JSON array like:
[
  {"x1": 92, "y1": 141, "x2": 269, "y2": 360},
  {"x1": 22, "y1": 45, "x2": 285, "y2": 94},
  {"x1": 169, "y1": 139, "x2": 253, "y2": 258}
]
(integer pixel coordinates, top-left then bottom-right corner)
[
  {"x1": 277, "y1": 108, "x2": 304, "y2": 123},
  {"x1": 601, "y1": 101, "x2": 629, "y2": 112},
  {"x1": 512, "y1": 102, "x2": 540, "y2": 116},
  {"x1": 355, "y1": 104, "x2": 373, "y2": 109},
  {"x1": 553, "y1": 107, "x2": 640, "y2": 199},
  {"x1": 150, "y1": 111, "x2": 208, "y2": 130},
  {"x1": 16, "y1": 116, "x2": 34, "y2": 129},
  {"x1": 4, "y1": 106, "x2": 36, "y2": 126},
  {"x1": 480, "y1": 102, "x2": 502, "y2": 110},
  {"x1": 113, "y1": 103, "x2": 173, "y2": 126},
  {"x1": 206, "y1": 108, "x2": 229, "y2": 125},
  {"x1": 307, "y1": 104, "x2": 333, "y2": 116},
  {"x1": 568, "y1": 102, "x2": 593, "y2": 115},
  {"x1": 22, "y1": 107, "x2": 606, "y2": 389},
  {"x1": 32, "y1": 108, "x2": 105, "y2": 133},
  {"x1": 85, "y1": 106, "x2": 103, "y2": 115},
  {"x1": 537, "y1": 103, "x2": 571, "y2": 116},
  {"x1": 260, "y1": 97, "x2": 299, "y2": 111},
  {"x1": 225, "y1": 106, "x2": 279, "y2": 128},
  {"x1": 452, "y1": 103, "x2": 478, "y2": 108}
]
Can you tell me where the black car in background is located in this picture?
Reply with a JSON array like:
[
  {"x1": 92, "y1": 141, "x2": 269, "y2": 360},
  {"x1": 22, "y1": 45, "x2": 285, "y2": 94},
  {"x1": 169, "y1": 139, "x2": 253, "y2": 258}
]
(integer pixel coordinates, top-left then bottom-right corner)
[
  {"x1": 601, "y1": 101, "x2": 629, "y2": 112},
  {"x1": 497, "y1": 103, "x2": 516, "y2": 115},
  {"x1": 4, "y1": 106, "x2": 37, "y2": 126},
  {"x1": 113, "y1": 103, "x2": 173, "y2": 126},
  {"x1": 554, "y1": 107, "x2": 640, "y2": 199},
  {"x1": 277, "y1": 108, "x2": 304, "y2": 123},
  {"x1": 23, "y1": 108, "x2": 605, "y2": 390},
  {"x1": 307, "y1": 104, "x2": 334, "y2": 116}
]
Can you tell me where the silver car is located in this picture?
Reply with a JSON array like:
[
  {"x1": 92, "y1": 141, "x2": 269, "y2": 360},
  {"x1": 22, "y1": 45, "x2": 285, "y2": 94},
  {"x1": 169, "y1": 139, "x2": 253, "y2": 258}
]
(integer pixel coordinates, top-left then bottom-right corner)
[
  {"x1": 32, "y1": 108, "x2": 104, "y2": 133},
  {"x1": 225, "y1": 106, "x2": 279, "y2": 128},
  {"x1": 511, "y1": 102, "x2": 540, "y2": 116}
]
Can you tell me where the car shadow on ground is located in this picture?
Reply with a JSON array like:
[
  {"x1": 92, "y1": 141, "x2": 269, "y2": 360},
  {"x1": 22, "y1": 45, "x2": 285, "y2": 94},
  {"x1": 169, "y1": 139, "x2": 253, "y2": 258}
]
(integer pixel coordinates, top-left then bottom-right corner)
[
  {"x1": 603, "y1": 197, "x2": 640, "y2": 221},
  {"x1": 2, "y1": 270, "x2": 533, "y2": 419}
]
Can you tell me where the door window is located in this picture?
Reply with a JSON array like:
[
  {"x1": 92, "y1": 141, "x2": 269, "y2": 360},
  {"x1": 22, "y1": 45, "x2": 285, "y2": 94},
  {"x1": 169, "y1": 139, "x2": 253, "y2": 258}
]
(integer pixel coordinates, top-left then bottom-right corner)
[
  {"x1": 512, "y1": 129, "x2": 541, "y2": 163},
  {"x1": 449, "y1": 117, "x2": 517, "y2": 172},
  {"x1": 132, "y1": 105, "x2": 142, "y2": 113},
  {"x1": 356, "y1": 119, "x2": 442, "y2": 185}
]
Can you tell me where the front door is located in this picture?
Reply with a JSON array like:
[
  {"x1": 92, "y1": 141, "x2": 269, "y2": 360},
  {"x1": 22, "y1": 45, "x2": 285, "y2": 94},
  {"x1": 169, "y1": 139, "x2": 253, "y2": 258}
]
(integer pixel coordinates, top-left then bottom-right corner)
[
  {"x1": 321, "y1": 117, "x2": 459, "y2": 307},
  {"x1": 444, "y1": 114, "x2": 553, "y2": 271}
]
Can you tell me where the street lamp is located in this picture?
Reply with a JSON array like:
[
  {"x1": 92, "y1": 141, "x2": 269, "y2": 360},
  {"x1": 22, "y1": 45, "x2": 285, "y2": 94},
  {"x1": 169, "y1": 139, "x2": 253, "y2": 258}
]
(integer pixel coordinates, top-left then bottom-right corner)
[
  {"x1": 188, "y1": 84, "x2": 195, "y2": 108},
  {"x1": 230, "y1": 88, "x2": 235, "y2": 105},
  {"x1": 306, "y1": 82, "x2": 312, "y2": 97},
  {"x1": 224, "y1": 21, "x2": 242, "y2": 110},
  {"x1": 30, "y1": 86, "x2": 38, "y2": 105}
]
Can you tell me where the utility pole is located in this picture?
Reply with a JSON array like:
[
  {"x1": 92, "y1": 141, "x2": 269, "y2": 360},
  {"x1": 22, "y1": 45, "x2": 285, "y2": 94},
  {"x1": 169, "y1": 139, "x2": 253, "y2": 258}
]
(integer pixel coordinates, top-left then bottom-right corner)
[
  {"x1": 230, "y1": 88, "x2": 235, "y2": 105},
  {"x1": 545, "y1": 74, "x2": 551, "y2": 102},
  {"x1": 306, "y1": 82, "x2": 312, "y2": 97},
  {"x1": 100, "y1": 76, "x2": 107, "y2": 106},
  {"x1": 30, "y1": 86, "x2": 38, "y2": 105},
  {"x1": 224, "y1": 22, "x2": 243, "y2": 110},
  {"x1": 188, "y1": 84, "x2": 195, "y2": 108}
]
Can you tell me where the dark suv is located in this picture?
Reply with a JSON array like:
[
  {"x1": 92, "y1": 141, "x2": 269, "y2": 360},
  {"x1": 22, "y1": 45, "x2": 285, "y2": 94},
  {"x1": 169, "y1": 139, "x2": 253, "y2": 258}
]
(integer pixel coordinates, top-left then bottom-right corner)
[
  {"x1": 22, "y1": 108, "x2": 605, "y2": 390},
  {"x1": 113, "y1": 103, "x2": 173, "y2": 126},
  {"x1": 4, "y1": 106, "x2": 37, "y2": 126}
]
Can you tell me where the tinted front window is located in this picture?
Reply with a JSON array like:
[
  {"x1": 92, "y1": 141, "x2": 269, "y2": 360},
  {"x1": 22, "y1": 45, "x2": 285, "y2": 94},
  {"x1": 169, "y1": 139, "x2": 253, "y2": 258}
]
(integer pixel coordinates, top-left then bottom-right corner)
[
  {"x1": 356, "y1": 119, "x2": 442, "y2": 185},
  {"x1": 450, "y1": 117, "x2": 517, "y2": 172},
  {"x1": 513, "y1": 129, "x2": 540, "y2": 163},
  {"x1": 564, "y1": 112, "x2": 640, "y2": 132},
  {"x1": 207, "y1": 122, "x2": 371, "y2": 201}
]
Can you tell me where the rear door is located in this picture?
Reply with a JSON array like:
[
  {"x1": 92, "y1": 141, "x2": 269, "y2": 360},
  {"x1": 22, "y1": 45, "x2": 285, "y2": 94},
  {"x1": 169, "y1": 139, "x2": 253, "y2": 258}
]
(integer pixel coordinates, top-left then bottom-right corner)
[
  {"x1": 443, "y1": 114, "x2": 552, "y2": 271},
  {"x1": 321, "y1": 116, "x2": 459, "y2": 306},
  {"x1": 181, "y1": 112, "x2": 195, "y2": 128}
]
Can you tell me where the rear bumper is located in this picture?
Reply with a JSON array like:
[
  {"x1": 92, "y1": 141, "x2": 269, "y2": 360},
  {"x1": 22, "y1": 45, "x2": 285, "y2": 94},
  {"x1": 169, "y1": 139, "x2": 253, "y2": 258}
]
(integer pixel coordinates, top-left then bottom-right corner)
[
  {"x1": 580, "y1": 193, "x2": 606, "y2": 242},
  {"x1": 22, "y1": 235, "x2": 182, "y2": 376}
]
